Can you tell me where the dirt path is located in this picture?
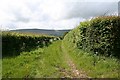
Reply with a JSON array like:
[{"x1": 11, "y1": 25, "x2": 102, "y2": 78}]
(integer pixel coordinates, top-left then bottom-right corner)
[{"x1": 61, "y1": 41, "x2": 88, "y2": 78}]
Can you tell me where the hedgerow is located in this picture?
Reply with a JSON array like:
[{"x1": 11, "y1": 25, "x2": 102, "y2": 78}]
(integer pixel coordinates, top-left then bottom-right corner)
[
  {"x1": 2, "y1": 32, "x2": 56, "y2": 57},
  {"x1": 65, "y1": 16, "x2": 120, "y2": 58}
]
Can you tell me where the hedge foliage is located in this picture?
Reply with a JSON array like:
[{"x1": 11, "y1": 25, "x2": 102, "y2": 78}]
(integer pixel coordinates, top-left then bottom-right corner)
[
  {"x1": 2, "y1": 32, "x2": 57, "y2": 57},
  {"x1": 65, "y1": 16, "x2": 120, "y2": 58}
]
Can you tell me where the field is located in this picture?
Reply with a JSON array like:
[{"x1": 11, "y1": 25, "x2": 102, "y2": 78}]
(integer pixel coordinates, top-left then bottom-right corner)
[
  {"x1": 2, "y1": 16, "x2": 120, "y2": 79},
  {"x1": 3, "y1": 41, "x2": 69, "y2": 78}
]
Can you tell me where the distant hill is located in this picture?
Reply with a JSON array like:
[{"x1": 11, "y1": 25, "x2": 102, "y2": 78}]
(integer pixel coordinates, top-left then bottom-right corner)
[{"x1": 10, "y1": 29, "x2": 71, "y2": 36}]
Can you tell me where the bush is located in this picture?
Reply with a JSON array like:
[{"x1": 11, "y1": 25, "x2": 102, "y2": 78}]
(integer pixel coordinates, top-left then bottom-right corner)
[
  {"x1": 2, "y1": 32, "x2": 55, "y2": 57},
  {"x1": 65, "y1": 16, "x2": 120, "y2": 58}
]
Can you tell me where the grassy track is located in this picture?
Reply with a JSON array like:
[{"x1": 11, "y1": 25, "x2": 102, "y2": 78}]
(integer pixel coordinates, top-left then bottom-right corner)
[
  {"x1": 63, "y1": 37, "x2": 120, "y2": 78},
  {"x1": 3, "y1": 41, "x2": 71, "y2": 78},
  {"x1": 34, "y1": 40, "x2": 70, "y2": 78},
  {"x1": 2, "y1": 40, "x2": 119, "y2": 78},
  {"x1": 61, "y1": 42, "x2": 88, "y2": 78}
]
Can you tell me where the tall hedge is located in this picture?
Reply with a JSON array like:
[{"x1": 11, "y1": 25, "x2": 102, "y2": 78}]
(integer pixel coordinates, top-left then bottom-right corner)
[
  {"x1": 2, "y1": 32, "x2": 56, "y2": 57},
  {"x1": 66, "y1": 16, "x2": 120, "y2": 58}
]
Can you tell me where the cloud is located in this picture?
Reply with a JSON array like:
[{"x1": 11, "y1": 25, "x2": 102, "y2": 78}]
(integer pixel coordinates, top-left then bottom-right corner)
[
  {"x1": 0, "y1": 0, "x2": 119, "y2": 30},
  {"x1": 12, "y1": 18, "x2": 83, "y2": 30},
  {"x1": 64, "y1": 2, "x2": 118, "y2": 19}
]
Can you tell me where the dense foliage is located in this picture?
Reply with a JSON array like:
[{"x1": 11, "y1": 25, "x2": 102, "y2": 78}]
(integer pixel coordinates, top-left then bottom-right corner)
[
  {"x1": 2, "y1": 32, "x2": 56, "y2": 57},
  {"x1": 64, "y1": 16, "x2": 120, "y2": 58}
]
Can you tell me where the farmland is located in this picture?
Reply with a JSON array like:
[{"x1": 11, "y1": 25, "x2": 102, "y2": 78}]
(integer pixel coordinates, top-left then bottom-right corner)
[{"x1": 2, "y1": 16, "x2": 120, "y2": 79}]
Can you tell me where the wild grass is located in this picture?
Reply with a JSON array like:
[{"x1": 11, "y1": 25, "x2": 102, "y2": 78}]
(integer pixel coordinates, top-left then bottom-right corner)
[
  {"x1": 35, "y1": 41, "x2": 69, "y2": 78},
  {"x1": 0, "y1": 59, "x2": 2, "y2": 79},
  {"x1": 2, "y1": 41, "x2": 69, "y2": 78},
  {"x1": 2, "y1": 48, "x2": 44, "y2": 78},
  {"x1": 63, "y1": 37, "x2": 120, "y2": 78}
]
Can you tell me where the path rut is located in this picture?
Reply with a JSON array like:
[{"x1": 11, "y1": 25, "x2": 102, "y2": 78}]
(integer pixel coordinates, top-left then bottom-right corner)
[{"x1": 61, "y1": 41, "x2": 88, "y2": 78}]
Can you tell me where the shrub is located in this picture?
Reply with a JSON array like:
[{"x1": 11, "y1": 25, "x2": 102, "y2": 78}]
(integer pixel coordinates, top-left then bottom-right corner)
[
  {"x1": 2, "y1": 32, "x2": 55, "y2": 57},
  {"x1": 66, "y1": 16, "x2": 120, "y2": 58}
]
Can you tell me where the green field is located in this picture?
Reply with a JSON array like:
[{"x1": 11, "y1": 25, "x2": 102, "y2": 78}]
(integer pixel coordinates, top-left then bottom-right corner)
[
  {"x1": 2, "y1": 16, "x2": 120, "y2": 78},
  {"x1": 3, "y1": 41, "x2": 69, "y2": 78},
  {"x1": 3, "y1": 41, "x2": 87, "y2": 78},
  {"x1": 2, "y1": 40, "x2": 119, "y2": 78}
]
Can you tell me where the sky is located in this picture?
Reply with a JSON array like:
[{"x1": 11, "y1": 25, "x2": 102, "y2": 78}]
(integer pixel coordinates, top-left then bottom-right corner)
[{"x1": 0, "y1": 0, "x2": 119, "y2": 30}]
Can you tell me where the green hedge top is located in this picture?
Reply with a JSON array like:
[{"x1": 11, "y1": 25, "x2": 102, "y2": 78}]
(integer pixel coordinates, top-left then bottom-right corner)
[
  {"x1": 67, "y1": 16, "x2": 120, "y2": 58},
  {"x1": 2, "y1": 31, "x2": 57, "y2": 57}
]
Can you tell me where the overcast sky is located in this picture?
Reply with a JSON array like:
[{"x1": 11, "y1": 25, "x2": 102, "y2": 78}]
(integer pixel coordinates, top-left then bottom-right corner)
[{"x1": 0, "y1": 0, "x2": 119, "y2": 30}]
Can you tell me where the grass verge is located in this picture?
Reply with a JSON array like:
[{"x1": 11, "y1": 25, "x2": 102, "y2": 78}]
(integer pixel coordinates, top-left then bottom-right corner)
[
  {"x1": 2, "y1": 41, "x2": 69, "y2": 78},
  {"x1": 62, "y1": 38, "x2": 120, "y2": 78}
]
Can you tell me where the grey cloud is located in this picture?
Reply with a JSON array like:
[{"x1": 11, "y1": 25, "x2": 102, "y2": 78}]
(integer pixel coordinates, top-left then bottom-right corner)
[
  {"x1": 1, "y1": 1, "x2": 118, "y2": 30},
  {"x1": 9, "y1": 2, "x2": 118, "y2": 23},
  {"x1": 27, "y1": 1, "x2": 41, "y2": 12},
  {"x1": 64, "y1": 2, "x2": 118, "y2": 19},
  {"x1": 11, "y1": 4, "x2": 51, "y2": 22},
  {"x1": 118, "y1": 1, "x2": 120, "y2": 15},
  {"x1": 14, "y1": 16, "x2": 30, "y2": 23},
  {"x1": 11, "y1": 9, "x2": 30, "y2": 23}
]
